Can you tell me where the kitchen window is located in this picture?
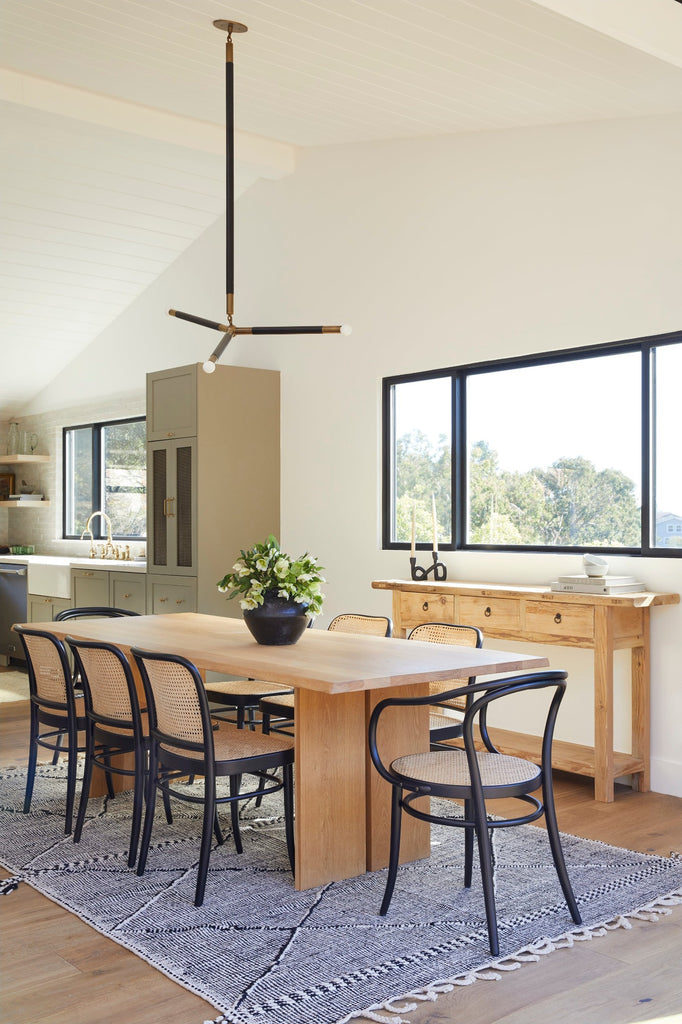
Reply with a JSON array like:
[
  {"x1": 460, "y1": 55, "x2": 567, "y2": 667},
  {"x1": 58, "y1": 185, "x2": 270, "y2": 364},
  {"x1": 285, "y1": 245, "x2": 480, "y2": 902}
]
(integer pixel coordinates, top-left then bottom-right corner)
[
  {"x1": 63, "y1": 417, "x2": 146, "y2": 540},
  {"x1": 382, "y1": 330, "x2": 682, "y2": 557}
]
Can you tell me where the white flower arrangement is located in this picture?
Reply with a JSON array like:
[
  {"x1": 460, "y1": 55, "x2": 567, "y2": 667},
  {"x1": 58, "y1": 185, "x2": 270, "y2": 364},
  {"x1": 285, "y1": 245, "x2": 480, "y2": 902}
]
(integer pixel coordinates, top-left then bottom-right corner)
[{"x1": 218, "y1": 535, "x2": 325, "y2": 616}]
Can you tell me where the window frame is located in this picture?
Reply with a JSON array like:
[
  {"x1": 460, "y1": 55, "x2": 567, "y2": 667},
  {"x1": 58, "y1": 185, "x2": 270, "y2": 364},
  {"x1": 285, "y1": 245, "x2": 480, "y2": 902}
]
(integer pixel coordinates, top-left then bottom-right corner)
[
  {"x1": 382, "y1": 328, "x2": 682, "y2": 558},
  {"x1": 62, "y1": 415, "x2": 146, "y2": 541}
]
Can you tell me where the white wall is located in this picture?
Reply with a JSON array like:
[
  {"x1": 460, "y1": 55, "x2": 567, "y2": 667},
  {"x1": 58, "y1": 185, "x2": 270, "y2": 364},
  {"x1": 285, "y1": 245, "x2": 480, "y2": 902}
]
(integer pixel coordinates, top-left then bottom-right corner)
[{"x1": 20, "y1": 111, "x2": 682, "y2": 795}]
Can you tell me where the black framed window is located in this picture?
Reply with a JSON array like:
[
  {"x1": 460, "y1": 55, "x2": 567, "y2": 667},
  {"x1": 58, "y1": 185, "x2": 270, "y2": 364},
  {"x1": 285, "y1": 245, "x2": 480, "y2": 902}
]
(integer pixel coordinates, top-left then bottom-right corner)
[
  {"x1": 63, "y1": 417, "x2": 146, "y2": 540},
  {"x1": 382, "y1": 330, "x2": 682, "y2": 557}
]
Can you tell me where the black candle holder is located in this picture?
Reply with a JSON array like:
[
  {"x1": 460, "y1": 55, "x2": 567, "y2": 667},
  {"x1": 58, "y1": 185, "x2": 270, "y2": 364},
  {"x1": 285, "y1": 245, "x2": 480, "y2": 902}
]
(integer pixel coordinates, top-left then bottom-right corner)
[{"x1": 410, "y1": 551, "x2": 447, "y2": 582}]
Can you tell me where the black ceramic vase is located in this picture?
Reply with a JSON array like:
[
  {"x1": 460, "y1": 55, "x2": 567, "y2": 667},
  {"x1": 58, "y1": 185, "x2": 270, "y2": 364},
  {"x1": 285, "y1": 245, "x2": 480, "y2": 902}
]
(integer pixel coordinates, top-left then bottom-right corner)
[{"x1": 243, "y1": 591, "x2": 310, "y2": 645}]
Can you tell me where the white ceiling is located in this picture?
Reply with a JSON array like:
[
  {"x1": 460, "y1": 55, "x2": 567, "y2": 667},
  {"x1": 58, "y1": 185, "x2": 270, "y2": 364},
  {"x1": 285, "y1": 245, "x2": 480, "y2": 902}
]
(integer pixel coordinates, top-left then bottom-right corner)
[{"x1": 2, "y1": 0, "x2": 682, "y2": 416}]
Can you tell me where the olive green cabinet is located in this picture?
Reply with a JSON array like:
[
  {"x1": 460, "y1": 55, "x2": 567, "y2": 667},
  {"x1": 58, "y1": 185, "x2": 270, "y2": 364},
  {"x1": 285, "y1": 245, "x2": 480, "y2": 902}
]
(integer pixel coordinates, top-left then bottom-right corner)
[
  {"x1": 71, "y1": 567, "x2": 147, "y2": 614},
  {"x1": 110, "y1": 571, "x2": 147, "y2": 615},
  {"x1": 145, "y1": 363, "x2": 280, "y2": 618},
  {"x1": 28, "y1": 594, "x2": 71, "y2": 622}
]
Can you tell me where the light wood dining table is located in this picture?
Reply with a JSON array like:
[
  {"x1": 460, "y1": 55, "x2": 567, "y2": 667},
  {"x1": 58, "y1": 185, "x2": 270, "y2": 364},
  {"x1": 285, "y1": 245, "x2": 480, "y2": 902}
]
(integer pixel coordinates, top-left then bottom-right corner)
[{"x1": 22, "y1": 612, "x2": 549, "y2": 890}]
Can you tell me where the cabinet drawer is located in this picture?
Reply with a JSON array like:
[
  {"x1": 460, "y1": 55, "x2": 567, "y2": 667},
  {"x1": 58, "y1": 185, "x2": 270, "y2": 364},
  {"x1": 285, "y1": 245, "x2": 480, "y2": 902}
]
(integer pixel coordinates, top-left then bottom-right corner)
[
  {"x1": 525, "y1": 601, "x2": 594, "y2": 641},
  {"x1": 457, "y1": 596, "x2": 520, "y2": 632},
  {"x1": 147, "y1": 575, "x2": 197, "y2": 615},
  {"x1": 110, "y1": 573, "x2": 147, "y2": 615},
  {"x1": 71, "y1": 568, "x2": 110, "y2": 608},
  {"x1": 400, "y1": 592, "x2": 454, "y2": 629}
]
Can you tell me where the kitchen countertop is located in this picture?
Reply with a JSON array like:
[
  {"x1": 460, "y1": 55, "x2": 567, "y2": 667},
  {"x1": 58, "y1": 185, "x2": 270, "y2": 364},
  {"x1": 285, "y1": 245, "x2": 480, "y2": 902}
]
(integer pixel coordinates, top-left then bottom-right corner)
[{"x1": 0, "y1": 554, "x2": 146, "y2": 572}]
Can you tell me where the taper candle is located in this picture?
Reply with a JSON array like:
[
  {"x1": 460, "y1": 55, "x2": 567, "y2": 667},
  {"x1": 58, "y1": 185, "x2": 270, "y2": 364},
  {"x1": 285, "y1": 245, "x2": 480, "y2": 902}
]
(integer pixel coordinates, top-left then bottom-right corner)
[{"x1": 432, "y1": 494, "x2": 438, "y2": 554}]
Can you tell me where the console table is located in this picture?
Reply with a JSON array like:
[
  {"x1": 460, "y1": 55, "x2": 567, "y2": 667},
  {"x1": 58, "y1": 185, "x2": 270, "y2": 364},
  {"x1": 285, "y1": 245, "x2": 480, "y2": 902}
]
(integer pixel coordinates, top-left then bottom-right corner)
[{"x1": 372, "y1": 579, "x2": 679, "y2": 802}]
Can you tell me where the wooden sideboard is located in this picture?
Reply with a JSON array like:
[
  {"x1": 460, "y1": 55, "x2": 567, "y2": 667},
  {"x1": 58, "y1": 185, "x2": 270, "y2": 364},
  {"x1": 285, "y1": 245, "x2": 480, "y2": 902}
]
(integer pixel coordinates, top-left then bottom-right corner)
[{"x1": 372, "y1": 579, "x2": 679, "y2": 802}]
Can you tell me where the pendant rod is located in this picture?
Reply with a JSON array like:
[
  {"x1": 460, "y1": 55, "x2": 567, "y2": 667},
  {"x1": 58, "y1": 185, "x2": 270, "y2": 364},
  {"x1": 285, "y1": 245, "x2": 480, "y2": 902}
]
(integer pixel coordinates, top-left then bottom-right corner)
[{"x1": 225, "y1": 29, "x2": 235, "y2": 320}]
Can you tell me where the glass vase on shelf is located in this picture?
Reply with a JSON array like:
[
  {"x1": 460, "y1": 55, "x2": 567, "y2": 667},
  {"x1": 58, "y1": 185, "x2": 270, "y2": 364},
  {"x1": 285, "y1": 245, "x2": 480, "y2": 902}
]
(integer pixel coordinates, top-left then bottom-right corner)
[{"x1": 6, "y1": 422, "x2": 20, "y2": 456}]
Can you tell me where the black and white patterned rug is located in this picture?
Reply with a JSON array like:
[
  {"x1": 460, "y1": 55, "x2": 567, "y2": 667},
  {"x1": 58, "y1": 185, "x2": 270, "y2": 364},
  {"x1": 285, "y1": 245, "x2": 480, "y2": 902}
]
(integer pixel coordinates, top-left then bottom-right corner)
[{"x1": 1, "y1": 763, "x2": 681, "y2": 1024}]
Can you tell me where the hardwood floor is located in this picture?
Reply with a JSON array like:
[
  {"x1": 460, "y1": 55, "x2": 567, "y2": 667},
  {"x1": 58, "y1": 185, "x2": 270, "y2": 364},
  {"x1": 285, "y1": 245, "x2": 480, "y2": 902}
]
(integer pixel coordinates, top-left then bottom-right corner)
[{"x1": 1, "y1": 695, "x2": 681, "y2": 1024}]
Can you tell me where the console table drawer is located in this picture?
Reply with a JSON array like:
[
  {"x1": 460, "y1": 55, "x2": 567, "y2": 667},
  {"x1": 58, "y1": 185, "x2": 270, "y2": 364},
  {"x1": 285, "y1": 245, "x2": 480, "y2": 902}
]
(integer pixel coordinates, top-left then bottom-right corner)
[
  {"x1": 457, "y1": 596, "x2": 520, "y2": 632},
  {"x1": 525, "y1": 601, "x2": 594, "y2": 641},
  {"x1": 399, "y1": 591, "x2": 454, "y2": 628}
]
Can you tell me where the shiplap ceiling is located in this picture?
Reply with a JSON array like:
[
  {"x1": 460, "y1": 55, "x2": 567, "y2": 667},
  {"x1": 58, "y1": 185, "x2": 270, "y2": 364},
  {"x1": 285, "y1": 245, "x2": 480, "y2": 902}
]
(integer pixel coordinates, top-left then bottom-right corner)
[{"x1": 1, "y1": 0, "x2": 682, "y2": 415}]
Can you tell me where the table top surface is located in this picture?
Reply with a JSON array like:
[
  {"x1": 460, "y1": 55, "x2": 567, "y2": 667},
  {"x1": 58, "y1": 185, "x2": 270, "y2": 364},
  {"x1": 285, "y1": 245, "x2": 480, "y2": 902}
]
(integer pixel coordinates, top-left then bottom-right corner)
[{"x1": 20, "y1": 612, "x2": 549, "y2": 694}]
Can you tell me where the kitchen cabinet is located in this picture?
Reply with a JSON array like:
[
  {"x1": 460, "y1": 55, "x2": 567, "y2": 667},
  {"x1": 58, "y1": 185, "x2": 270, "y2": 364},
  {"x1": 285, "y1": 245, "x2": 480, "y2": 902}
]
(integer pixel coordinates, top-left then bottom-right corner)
[
  {"x1": 71, "y1": 568, "x2": 110, "y2": 607},
  {"x1": 146, "y1": 363, "x2": 280, "y2": 617},
  {"x1": 71, "y1": 567, "x2": 148, "y2": 613},
  {"x1": 28, "y1": 594, "x2": 71, "y2": 622},
  {"x1": 110, "y1": 571, "x2": 147, "y2": 615}
]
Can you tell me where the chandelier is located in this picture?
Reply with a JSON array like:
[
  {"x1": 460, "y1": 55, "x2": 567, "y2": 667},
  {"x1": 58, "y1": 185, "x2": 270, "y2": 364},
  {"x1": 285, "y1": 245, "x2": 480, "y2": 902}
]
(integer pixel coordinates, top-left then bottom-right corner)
[{"x1": 169, "y1": 19, "x2": 351, "y2": 373}]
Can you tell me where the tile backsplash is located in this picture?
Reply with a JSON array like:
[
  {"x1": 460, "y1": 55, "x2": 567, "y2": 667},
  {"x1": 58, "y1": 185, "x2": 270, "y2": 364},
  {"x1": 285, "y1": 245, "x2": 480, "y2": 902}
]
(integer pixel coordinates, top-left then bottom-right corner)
[{"x1": 1, "y1": 390, "x2": 145, "y2": 553}]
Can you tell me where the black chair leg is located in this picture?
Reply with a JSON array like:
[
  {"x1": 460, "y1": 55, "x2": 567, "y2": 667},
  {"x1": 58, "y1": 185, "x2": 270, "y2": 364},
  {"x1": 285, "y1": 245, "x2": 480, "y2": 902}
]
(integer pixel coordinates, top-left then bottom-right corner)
[
  {"x1": 136, "y1": 751, "x2": 158, "y2": 877},
  {"x1": 51, "y1": 730, "x2": 64, "y2": 766},
  {"x1": 261, "y1": 711, "x2": 271, "y2": 735},
  {"x1": 543, "y1": 779, "x2": 582, "y2": 925},
  {"x1": 195, "y1": 783, "x2": 216, "y2": 906},
  {"x1": 230, "y1": 774, "x2": 243, "y2": 854},
  {"x1": 64, "y1": 733, "x2": 78, "y2": 836},
  {"x1": 472, "y1": 793, "x2": 499, "y2": 957},
  {"x1": 463, "y1": 797, "x2": 474, "y2": 888},
  {"x1": 102, "y1": 749, "x2": 115, "y2": 799},
  {"x1": 214, "y1": 808, "x2": 225, "y2": 846},
  {"x1": 73, "y1": 727, "x2": 95, "y2": 843},
  {"x1": 283, "y1": 763, "x2": 295, "y2": 875},
  {"x1": 128, "y1": 747, "x2": 146, "y2": 868},
  {"x1": 380, "y1": 784, "x2": 403, "y2": 915},
  {"x1": 161, "y1": 772, "x2": 173, "y2": 824},
  {"x1": 23, "y1": 708, "x2": 39, "y2": 814}
]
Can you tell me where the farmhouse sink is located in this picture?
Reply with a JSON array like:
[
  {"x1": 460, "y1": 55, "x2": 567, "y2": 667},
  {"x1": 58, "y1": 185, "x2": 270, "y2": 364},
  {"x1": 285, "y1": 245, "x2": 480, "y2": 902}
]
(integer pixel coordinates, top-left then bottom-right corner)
[{"x1": 27, "y1": 559, "x2": 72, "y2": 598}]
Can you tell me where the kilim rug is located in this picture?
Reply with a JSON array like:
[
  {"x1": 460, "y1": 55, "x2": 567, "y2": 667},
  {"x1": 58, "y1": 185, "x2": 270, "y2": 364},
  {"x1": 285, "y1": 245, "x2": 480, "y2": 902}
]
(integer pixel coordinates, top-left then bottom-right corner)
[{"x1": 1, "y1": 762, "x2": 681, "y2": 1024}]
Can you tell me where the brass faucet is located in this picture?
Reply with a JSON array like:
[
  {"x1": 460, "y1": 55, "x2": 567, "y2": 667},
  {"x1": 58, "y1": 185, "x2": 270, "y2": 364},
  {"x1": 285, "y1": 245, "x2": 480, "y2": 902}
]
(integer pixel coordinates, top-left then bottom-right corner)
[{"x1": 80, "y1": 510, "x2": 128, "y2": 560}]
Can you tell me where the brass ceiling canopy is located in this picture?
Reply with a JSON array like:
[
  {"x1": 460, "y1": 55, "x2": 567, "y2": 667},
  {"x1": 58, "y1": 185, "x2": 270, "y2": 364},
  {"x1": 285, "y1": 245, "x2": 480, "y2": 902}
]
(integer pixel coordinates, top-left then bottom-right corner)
[{"x1": 169, "y1": 18, "x2": 351, "y2": 373}]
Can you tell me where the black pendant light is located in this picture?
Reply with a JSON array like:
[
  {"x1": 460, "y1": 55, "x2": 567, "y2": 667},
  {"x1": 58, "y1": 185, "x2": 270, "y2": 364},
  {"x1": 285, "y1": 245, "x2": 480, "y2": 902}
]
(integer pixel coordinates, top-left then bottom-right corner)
[{"x1": 169, "y1": 19, "x2": 351, "y2": 373}]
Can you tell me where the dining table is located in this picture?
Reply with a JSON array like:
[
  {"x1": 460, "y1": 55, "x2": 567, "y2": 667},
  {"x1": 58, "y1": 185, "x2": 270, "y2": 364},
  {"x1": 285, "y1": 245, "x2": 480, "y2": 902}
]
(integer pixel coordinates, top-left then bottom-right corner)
[{"x1": 21, "y1": 612, "x2": 549, "y2": 890}]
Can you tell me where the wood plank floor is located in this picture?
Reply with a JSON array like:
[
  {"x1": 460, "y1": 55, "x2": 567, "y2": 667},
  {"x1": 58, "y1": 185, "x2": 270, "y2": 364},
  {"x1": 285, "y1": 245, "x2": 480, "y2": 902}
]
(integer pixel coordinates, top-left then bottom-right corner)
[{"x1": 1, "y1": 695, "x2": 681, "y2": 1024}]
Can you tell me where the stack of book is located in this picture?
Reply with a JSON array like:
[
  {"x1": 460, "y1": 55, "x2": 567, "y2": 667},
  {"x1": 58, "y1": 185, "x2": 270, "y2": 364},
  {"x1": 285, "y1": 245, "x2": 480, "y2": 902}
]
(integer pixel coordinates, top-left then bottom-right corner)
[{"x1": 550, "y1": 574, "x2": 645, "y2": 595}]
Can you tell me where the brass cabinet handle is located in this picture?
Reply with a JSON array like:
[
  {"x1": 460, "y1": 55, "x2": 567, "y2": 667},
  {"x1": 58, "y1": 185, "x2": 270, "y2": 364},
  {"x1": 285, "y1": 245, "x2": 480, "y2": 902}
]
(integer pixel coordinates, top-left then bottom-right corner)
[
  {"x1": 554, "y1": 612, "x2": 562, "y2": 624},
  {"x1": 165, "y1": 431, "x2": 176, "y2": 437},
  {"x1": 422, "y1": 601, "x2": 429, "y2": 611},
  {"x1": 176, "y1": 599, "x2": 184, "y2": 605},
  {"x1": 123, "y1": 593, "x2": 131, "y2": 599},
  {"x1": 159, "y1": 597, "x2": 168, "y2": 603},
  {"x1": 163, "y1": 497, "x2": 176, "y2": 518},
  {"x1": 484, "y1": 606, "x2": 492, "y2": 617}
]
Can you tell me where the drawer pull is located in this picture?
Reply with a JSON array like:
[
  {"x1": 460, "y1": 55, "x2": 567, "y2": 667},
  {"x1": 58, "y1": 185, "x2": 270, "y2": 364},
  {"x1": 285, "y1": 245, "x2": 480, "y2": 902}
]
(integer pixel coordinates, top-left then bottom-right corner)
[
  {"x1": 176, "y1": 599, "x2": 184, "y2": 605},
  {"x1": 484, "y1": 606, "x2": 492, "y2": 617},
  {"x1": 159, "y1": 597, "x2": 168, "y2": 603},
  {"x1": 422, "y1": 601, "x2": 429, "y2": 611},
  {"x1": 123, "y1": 593, "x2": 131, "y2": 599},
  {"x1": 554, "y1": 613, "x2": 562, "y2": 624}
]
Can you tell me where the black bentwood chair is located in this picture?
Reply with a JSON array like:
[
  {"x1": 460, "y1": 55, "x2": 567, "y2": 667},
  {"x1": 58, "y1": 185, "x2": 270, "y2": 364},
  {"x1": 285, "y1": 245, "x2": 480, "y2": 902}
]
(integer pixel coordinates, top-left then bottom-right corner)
[
  {"x1": 131, "y1": 647, "x2": 295, "y2": 906},
  {"x1": 259, "y1": 613, "x2": 393, "y2": 734},
  {"x1": 14, "y1": 626, "x2": 89, "y2": 834},
  {"x1": 368, "y1": 670, "x2": 582, "y2": 957},
  {"x1": 407, "y1": 622, "x2": 483, "y2": 749},
  {"x1": 67, "y1": 638, "x2": 148, "y2": 868}
]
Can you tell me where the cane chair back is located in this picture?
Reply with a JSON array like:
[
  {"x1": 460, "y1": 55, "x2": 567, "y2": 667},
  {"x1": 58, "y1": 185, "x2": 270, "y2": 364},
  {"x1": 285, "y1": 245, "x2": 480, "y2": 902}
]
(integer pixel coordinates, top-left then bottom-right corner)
[
  {"x1": 407, "y1": 622, "x2": 483, "y2": 746},
  {"x1": 14, "y1": 626, "x2": 87, "y2": 834},
  {"x1": 368, "y1": 669, "x2": 582, "y2": 957},
  {"x1": 259, "y1": 612, "x2": 393, "y2": 734},
  {"x1": 132, "y1": 647, "x2": 295, "y2": 906},
  {"x1": 67, "y1": 639, "x2": 147, "y2": 867}
]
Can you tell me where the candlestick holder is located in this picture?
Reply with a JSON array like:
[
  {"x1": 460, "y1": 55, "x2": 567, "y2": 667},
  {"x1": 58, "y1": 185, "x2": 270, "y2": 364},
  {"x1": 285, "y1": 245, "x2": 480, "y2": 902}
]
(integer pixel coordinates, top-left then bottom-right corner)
[{"x1": 409, "y1": 551, "x2": 447, "y2": 582}]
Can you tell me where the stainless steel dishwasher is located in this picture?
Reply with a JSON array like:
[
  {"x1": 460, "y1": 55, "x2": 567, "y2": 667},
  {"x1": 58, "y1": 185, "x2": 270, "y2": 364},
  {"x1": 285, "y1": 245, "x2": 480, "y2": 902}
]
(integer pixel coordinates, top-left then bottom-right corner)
[{"x1": 0, "y1": 562, "x2": 28, "y2": 664}]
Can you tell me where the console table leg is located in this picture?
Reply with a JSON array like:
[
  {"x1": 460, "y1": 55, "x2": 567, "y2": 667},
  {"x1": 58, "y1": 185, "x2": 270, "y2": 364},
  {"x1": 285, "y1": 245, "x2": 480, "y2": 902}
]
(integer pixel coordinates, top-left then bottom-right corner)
[
  {"x1": 594, "y1": 606, "x2": 615, "y2": 803},
  {"x1": 631, "y1": 618, "x2": 650, "y2": 792}
]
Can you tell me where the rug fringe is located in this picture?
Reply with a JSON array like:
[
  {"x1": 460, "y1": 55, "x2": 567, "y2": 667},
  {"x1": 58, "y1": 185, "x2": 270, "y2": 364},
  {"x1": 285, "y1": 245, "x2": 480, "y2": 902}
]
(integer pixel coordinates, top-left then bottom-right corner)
[{"x1": 338, "y1": 887, "x2": 682, "y2": 1024}]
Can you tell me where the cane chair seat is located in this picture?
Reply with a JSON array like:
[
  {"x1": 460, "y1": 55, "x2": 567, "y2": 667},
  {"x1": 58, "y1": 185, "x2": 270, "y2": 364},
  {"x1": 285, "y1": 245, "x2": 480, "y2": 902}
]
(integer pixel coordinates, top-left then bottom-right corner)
[
  {"x1": 392, "y1": 749, "x2": 542, "y2": 792},
  {"x1": 132, "y1": 647, "x2": 296, "y2": 906},
  {"x1": 259, "y1": 613, "x2": 392, "y2": 734}
]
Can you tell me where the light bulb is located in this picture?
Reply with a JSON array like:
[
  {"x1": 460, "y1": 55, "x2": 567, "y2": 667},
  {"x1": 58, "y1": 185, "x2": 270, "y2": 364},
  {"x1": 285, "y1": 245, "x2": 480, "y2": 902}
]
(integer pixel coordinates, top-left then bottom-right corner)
[
  {"x1": 340, "y1": 324, "x2": 352, "y2": 336},
  {"x1": 203, "y1": 360, "x2": 216, "y2": 374}
]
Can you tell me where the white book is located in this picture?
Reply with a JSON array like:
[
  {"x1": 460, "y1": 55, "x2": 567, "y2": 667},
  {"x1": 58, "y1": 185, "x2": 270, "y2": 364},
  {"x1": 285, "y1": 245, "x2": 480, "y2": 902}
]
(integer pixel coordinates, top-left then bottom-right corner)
[
  {"x1": 551, "y1": 580, "x2": 645, "y2": 595},
  {"x1": 556, "y1": 574, "x2": 638, "y2": 587}
]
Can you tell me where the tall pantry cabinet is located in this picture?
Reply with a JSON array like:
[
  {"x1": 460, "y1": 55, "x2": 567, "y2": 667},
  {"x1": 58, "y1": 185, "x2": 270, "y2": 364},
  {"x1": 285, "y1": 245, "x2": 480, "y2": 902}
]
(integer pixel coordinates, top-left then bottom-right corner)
[{"x1": 146, "y1": 363, "x2": 280, "y2": 618}]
